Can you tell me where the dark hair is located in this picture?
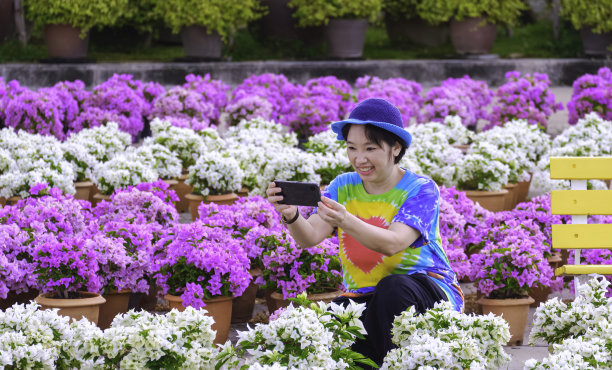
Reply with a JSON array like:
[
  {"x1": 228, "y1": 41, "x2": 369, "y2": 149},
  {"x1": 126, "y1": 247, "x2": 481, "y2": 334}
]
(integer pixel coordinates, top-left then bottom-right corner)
[{"x1": 341, "y1": 124, "x2": 407, "y2": 164}]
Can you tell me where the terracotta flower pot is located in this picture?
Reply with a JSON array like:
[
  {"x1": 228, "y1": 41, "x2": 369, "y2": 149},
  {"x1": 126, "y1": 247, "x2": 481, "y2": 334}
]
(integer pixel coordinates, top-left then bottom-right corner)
[
  {"x1": 464, "y1": 189, "x2": 508, "y2": 212},
  {"x1": 43, "y1": 24, "x2": 89, "y2": 59},
  {"x1": 174, "y1": 173, "x2": 193, "y2": 213},
  {"x1": 326, "y1": 18, "x2": 368, "y2": 59},
  {"x1": 187, "y1": 192, "x2": 239, "y2": 221},
  {"x1": 181, "y1": 26, "x2": 223, "y2": 60},
  {"x1": 185, "y1": 193, "x2": 203, "y2": 221},
  {"x1": 478, "y1": 296, "x2": 535, "y2": 345},
  {"x1": 162, "y1": 179, "x2": 179, "y2": 191},
  {"x1": 449, "y1": 17, "x2": 497, "y2": 55},
  {"x1": 231, "y1": 269, "x2": 261, "y2": 323},
  {"x1": 516, "y1": 174, "x2": 532, "y2": 204},
  {"x1": 73, "y1": 181, "x2": 93, "y2": 201},
  {"x1": 0, "y1": 290, "x2": 39, "y2": 310},
  {"x1": 206, "y1": 193, "x2": 238, "y2": 206},
  {"x1": 237, "y1": 187, "x2": 249, "y2": 198},
  {"x1": 88, "y1": 183, "x2": 100, "y2": 204},
  {"x1": 164, "y1": 294, "x2": 233, "y2": 345},
  {"x1": 7, "y1": 196, "x2": 22, "y2": 205},
  {"x1": 503, "y1": 183, "x2": 518, "y2": 210},
  {"x1": 35, "y1": 292, "x2": 106, "y2": 324},
  {"x1": 269, "y1": 288, "x2": 342, "y2": 313},
  {"x1": 92, "y1": 193, "x2": 111, "y2": 206},
  {"x1": 98, "y1": 289, "x2": 131, "y2": 330},
  {"x1": 0, "y1": 196, "x2": 5, "y2": 207}
]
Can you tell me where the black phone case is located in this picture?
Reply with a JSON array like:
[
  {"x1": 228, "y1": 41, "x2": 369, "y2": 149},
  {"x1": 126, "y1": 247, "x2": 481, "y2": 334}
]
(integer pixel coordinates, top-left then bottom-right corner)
[{"x1": 275, "y1": 180, "x2": 321, "y2": 207}]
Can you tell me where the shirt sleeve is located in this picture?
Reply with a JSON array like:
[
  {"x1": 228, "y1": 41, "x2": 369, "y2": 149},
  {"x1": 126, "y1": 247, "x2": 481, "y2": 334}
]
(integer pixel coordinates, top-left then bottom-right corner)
[{"x1": 392, "y1": 179, "x2": 440, "y2": 248}]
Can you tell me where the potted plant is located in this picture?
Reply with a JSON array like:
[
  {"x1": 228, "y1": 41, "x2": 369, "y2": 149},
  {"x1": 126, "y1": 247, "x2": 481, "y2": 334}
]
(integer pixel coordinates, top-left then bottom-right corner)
[
  {"x1": 417, "y1": 0, "x2": 526, "y2": 55},
  {"x1": 455, "y1": 151, "x2": 511, "y2": 212},
  {"x1": 185, "y1": 151, "x2": 244, "y2": 221},
  {"x1": 255, "y1": 230, "x2": 343, "y2": 312},
  {"x1": 154, "y1": 0, "x2": 266, "y2": 59},
  {"x1": 469, "y1": 220, "x2": 555, "y2": 345},
  {"x1": 131, "y1": 142, "x2": 183, "y2": 189},
  {"x1": 92, "y1": 153, "x2": 159, "y2": 204},
  {"x1": 567, "y1": 67, "x2": 612, "y2": 125},
  {"x1": 382, "y1": 0, "x2": 449, "y2": 47},
  {"x1": 217, "y1": 294, "x2": 376, "y2": 369},
  {"x1": 62, "y1": 142, "x2": 99, "y2": 201},
  {"x1": 25, "y1": 0, "x2": 129, "y2": 59},
  {"x1": 32, "y1": 233, "x2": 107, "y2": 324},
  {"x1": 559, "y1": 0, "x2": 612, "y2": 56},
  {"x1": 153, "y1": 222, "x2": 251, "y2": 344},
  {"x1": 288, "y1": 0, "x2": 382, "y2": 58}
]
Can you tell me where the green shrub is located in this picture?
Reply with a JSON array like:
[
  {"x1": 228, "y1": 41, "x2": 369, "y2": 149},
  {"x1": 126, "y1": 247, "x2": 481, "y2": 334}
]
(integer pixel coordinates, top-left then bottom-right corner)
[
  {"x1": 417, "y1": 0, "x2": 527, "y2": 26},
  {"x1": 155, "y1": 0, "x2": 266, "y2": 42},
  {"x1": 25, "y1": 0, "x2": 130, "y2": 37},
  {"x1": 382, "y1": 0, "x2": 420, "y2": 22},
  {"x1": 559, "y1": 0, "x2": 612, "y2": 33},
  {"x1": 288, "y1": 0, "x2": 382, "y2": 27}
]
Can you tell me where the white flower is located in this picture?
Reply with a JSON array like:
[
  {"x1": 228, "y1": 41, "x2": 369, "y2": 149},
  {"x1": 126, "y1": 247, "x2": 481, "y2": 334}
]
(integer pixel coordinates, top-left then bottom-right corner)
[
  {"x1": 93, "y1": 153, "x2": 159, "y2": 195},
  {"x1": 149, "y1": 117, "x2": 208, "y2": 169},
  {"x1": 133, "y1": 140, "x2": 182, "y2": 180},
  {"x1": 187, "y1": 151, "x2": 244, "y2": 196},
  {"x1": 65, "y1": 121, "x2": 131, "y2": 162}
]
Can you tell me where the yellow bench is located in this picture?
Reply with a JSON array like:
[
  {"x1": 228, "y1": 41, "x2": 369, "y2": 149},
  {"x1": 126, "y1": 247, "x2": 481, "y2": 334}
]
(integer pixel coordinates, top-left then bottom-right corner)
[{"x1": 550, "y1": 157, "x2": 612, "y2": 281}]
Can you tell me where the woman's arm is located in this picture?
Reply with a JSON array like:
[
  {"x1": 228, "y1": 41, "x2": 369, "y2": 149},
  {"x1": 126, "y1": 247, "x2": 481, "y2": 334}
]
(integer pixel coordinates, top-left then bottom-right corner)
[
  {"x1": 318, "y1": 196, "x2": 421, "y2": 256},
  {"x1": 266, "y1": 182, "x2": 334, "y2": 248}
]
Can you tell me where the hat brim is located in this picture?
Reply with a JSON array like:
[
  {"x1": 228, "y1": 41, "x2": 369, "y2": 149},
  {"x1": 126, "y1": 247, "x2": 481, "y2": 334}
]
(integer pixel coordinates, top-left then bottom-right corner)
[{"x1": 331, "y1": 119, "x2": 412, "y2": 148}]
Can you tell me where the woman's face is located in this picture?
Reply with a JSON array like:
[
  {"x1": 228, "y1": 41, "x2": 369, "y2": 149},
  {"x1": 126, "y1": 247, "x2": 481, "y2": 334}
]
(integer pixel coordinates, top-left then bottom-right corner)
[{"x1": 346, "y1": 125, "x2": 401, "y2": 183}]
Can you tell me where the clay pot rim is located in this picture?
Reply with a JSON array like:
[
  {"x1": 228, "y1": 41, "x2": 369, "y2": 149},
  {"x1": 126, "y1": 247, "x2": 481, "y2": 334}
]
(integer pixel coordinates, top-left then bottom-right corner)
[
  {"x1": 185, "y1": 193, "x2": 204, "y2": 201},
  {"x1": 104, "y1": 289, "x2": 132, "y2": 296},
  {"x1": 270, "y1": 287, "x2": 342, "y2": 301},
  {"x1": 477, "y1": 296, "x2": 535, "y2": 306},
  {"x1": 74, "y1": 181, "x2": 93, "y2": 187},
  {"x1": 503, "y1": 183, "x2": 518, "y2": 189},
  {"x1": 464, "y1": 189, "x2": 509, "y2": 195},
  {"x1": 162, "y1": 179, "x2": 179, "y2": 185},
  {"x1": 164, "y1": 293, "x2": 233, "y2": 304},
  {"x1": 206, "y1": 192, "x2": 238, "y2": 200},
  {"x1": 35, "y1": 291, "x2": 106, "y2": 307},
  {"x1": 93, "y1": 193, "x2": 111, "y2": 199}
]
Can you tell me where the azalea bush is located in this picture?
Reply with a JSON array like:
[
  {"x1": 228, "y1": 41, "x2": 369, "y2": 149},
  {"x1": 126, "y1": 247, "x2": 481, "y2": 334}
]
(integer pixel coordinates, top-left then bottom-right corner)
[
  {"x1": 382, "y1": 300, "x2": 511, "y2": 369},
  {"x1": 218, "y1": 294, "x2": 375, "y2": 369},
  {"x1": 153, "y1": 222, "x2": 250, "y2": 308}
]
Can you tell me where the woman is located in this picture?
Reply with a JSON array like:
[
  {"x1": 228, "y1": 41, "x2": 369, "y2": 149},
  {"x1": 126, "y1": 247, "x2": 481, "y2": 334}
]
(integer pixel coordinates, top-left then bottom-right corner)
[{"x1": 267, "y1": 98, "x2": 464, "y2": 365}]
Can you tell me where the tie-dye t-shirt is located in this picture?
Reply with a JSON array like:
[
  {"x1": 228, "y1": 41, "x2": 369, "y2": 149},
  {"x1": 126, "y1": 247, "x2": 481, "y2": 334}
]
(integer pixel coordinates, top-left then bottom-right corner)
[{"x1": 322, "y1": 170, "x2": 464, "y2": 312}]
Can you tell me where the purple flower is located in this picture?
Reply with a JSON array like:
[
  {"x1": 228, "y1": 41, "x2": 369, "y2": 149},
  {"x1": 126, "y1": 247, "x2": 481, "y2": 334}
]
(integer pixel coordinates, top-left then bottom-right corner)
[
  {"x1": 153, "y1": 222, "x2": 251, "y2": 308},
  {"x1": 182, "y1": 73, "x2": 230, "y2": 125},
  {"x1": 225, "y1": 91, "x2": 274, "y2": 126},
  {"x1": 355, "y1": 75, "x2": 423, "y2": 124},
  {"x1": 486, "y1": 71, "x2": 563, "y2": 129},
  {"x1": 149, "y1": 86, "x2": 217, "y2": 130},
  {"x1": 567, "y1": 67, "x2": 612, "y2": 124},
  {"x1": 84, "y1": 74, "x2": 147, "y2": 139},
  {"x1": 4, "y1": 88, "x2": 65, "y2": 139},
  {"x1": 69, "y1": 107, "x2": 127, "y2": 134},
  {"x1": 420, "y1": 76, "x2": 492, "y2": 127}
]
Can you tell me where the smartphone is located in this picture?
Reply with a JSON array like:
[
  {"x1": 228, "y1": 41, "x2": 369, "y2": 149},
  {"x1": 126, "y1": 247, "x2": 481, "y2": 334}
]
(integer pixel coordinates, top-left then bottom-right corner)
[{"x1": 274, "y1": 180, "x2": 321, "y2": 207}]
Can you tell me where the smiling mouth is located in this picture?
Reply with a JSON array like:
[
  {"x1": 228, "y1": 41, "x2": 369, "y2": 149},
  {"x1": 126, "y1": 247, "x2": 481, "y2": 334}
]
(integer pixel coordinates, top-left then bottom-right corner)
[{"x1": 357, "y1": 166, "x2": 374, "y2": 174}]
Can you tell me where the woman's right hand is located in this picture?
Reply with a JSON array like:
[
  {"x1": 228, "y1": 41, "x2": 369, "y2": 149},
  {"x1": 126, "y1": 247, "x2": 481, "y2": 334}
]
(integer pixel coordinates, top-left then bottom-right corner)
[{"x1": 266, "y1": 182, "x2": 298, "y2": 220}]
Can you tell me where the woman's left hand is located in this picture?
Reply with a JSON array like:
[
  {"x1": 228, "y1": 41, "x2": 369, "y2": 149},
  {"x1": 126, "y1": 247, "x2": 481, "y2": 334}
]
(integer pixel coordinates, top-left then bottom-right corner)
[{"x1": 317, "y1": 196, "x2": 349, "y2": 228}]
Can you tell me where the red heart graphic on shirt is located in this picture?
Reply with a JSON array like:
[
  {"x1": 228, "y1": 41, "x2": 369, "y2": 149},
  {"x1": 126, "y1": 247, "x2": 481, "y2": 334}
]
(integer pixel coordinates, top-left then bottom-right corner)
[{"x1": 342, "y1": 216, "x2": 388, "y2": 274}]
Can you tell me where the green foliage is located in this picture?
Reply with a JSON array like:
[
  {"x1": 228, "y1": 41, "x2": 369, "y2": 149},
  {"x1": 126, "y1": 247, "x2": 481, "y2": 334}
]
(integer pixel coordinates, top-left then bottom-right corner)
[
  {"x1": 118, "y1": 0, "x2": 161, "y2": 35},
  {"x1": 154, "y1": 0, "x2": 266, "y2": 42},
  {"x1": 288, "y1": 0, "x2": 383, "y2": 27},
  {"x1": 417, "y1": 0, "x2": 527, "y2": 26},
  {"x1": 559, "y1": 0, "x2": 612, "y2": 33},
  {"x1": 382, "y1": 0, "x2": 420, "y2": 21},
  {"x1": 25, "y1": 0, "x2": 130, "y2": 38}
]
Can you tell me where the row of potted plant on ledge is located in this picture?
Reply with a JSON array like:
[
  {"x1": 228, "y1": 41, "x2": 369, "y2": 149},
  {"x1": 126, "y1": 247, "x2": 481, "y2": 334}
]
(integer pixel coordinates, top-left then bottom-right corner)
[
  {"x1": 23, "y1": 0, "x2": 612, "y2": 59},
  {"x1": 4, "y1": 68, "x2": 612, "y2": 141}
]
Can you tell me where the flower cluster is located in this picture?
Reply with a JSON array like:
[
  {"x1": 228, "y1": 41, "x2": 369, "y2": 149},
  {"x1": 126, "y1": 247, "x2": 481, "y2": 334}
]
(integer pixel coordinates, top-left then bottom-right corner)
[
  {"x1": 149, "y1": 86, "x2": 216, "y2": 131},
  {"x1": 488, "y1": 71, "x2": 563, "y2": 129},
  {"x1": 355, "y1": 75, "x2": 423, "y2": 125},
  {"x1": 420, "y1": 76, "x2": 492, "y2": 127},
  {"x1": 567, "y1": 66, "x2": 612, "y2": 124},
  {"x1": 153, "y1": 222, "x2": 250, "y2": 308},
  {"x1": 256, "y1": 230, "x2": 342, "y2": 299},
  {"x1": 218, "y1": 295, "x2": 373, "y2": 369},
  {"x1": 182, "y1": 73, "x2": 229, "y2": 126},
  {"x1": 187, "y1": 151, "x2": 244, "y2": 196},
  {"x1": 382, "y1": 300, "x2": 511, "y2": 369},
  {"x1": 93, "y1": 153, "x2": 159, "y2": 195},
  {"x1": 3, "y1": 88, "x2": 66, "y2": 139},
  {"x1": 526, "y1": 276, "x2": 612, "y2": 368}
]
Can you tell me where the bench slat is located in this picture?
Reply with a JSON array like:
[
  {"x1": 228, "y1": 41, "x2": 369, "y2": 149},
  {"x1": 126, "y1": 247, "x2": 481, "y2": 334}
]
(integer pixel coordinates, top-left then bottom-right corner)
[
  {"x1": 551, "y1": 190, "x2": 612, "y2": 215},
  {"x1": 550, "y1": 157, "x2": 612, "y2": 180},
  {"x1": 552, "y1": 224, "x2": 612, "y2": 249},
  {"x1": 555, "y1": 265, "x2": 612, "y2": 276}
]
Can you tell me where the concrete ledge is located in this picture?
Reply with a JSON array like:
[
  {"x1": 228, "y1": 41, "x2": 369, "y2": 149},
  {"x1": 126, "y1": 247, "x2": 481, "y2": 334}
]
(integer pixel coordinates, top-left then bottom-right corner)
[{"x1": 1, "y1": 59, "x2": 611, "y2": 88}]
